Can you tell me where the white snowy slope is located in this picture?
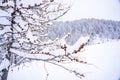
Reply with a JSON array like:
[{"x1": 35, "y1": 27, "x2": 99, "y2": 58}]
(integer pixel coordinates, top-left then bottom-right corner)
[
  {"x1": 59, "y1": 0, "x2": 120, "y2": 21},
  {"x1": 8, "y1": 40, "x2": 120, "y2": 80}
]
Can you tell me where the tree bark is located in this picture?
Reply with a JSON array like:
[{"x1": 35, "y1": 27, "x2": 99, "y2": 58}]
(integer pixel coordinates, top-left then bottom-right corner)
[{"x1": 1, "y1": 68, "x2": 9, "y2": 80}]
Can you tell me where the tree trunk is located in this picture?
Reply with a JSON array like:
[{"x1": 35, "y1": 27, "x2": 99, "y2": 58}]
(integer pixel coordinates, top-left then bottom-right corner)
[
  {"x1": 0, "y1": 42, "x2": 12, "y2": 80},
  {"x1": 1, "y1": 68, "x2": 9, "y2": 80}
]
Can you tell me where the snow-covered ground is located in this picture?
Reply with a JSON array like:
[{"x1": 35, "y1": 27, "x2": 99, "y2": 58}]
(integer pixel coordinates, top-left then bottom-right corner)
[
  {"x1": 1, "y1": 0, "x2": 120, "y2": 80},
  {"x1": 8, "y1": 40, "x2": 120, "y2": 80}
]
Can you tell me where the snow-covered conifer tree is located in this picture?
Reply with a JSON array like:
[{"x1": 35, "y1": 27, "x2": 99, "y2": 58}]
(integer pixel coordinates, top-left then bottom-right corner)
[{"x1": 0, "y1": 0, "x2": 89, "y2": 80}]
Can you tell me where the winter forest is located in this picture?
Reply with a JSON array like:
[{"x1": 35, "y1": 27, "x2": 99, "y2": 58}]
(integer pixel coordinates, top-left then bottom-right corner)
[
  {"x1": 45, "y1": 19, "x2": 120, "y2": 45},
  {"x1": 0, "y1": 0, "x2": 120, "y2": 80}
]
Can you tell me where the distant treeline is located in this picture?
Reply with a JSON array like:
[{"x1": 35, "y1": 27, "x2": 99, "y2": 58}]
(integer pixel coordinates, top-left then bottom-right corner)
[{"x1": 42, "y1": 18, "x2": 120, "y2": 45}]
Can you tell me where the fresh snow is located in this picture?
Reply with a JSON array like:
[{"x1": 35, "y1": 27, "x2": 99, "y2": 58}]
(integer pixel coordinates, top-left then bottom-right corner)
[
  {"x1": 8, "y1": 40, "x2": 120, "y2": 80},
  {"x1": 0, "y1": 58, "x2": 10, "y2": 71},
  {"x1": 1, "y1": 0, "x2": 120, "y2": 80}
]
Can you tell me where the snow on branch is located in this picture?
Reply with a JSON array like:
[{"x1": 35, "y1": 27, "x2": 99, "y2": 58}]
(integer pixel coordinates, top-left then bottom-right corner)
[{"x1": 0, "y1": 0, "x2": 91, "y2": 80}]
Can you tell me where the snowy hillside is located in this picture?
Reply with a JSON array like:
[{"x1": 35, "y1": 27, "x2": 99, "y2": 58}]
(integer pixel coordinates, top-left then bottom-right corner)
[
  {"x1": 8, "y1": 40, "x2": 120, "y2": 80},
  {"x1": 1, "y1": 0, "x2": 120, "y2": 80},
  {"x1": 43, "y1": 19, "x2": 120, "y2": 45},
  {"x1": 7, "y1": 18, "x2": 120, "y2": 80},
  {"x1": 1, "y1": 17, "x2": 119, "y2": 80}
]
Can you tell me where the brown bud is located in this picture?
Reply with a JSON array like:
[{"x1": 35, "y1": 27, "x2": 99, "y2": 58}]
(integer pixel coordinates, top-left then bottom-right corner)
[
  {"x1": 50, "y1": 0, "x2": 54, "y2": 2},
  {"x1": 0, "y1": 26, "x2": 4, "y2": 30},
  {"x1": 20, "y1": 3, "x2": 23, "y2": 6}
]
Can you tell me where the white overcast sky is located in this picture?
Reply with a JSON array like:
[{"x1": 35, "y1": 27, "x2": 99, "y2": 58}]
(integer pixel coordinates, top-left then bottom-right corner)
[{"x1": 58, "y1": 0, "x2": 120, "y2": 21}]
